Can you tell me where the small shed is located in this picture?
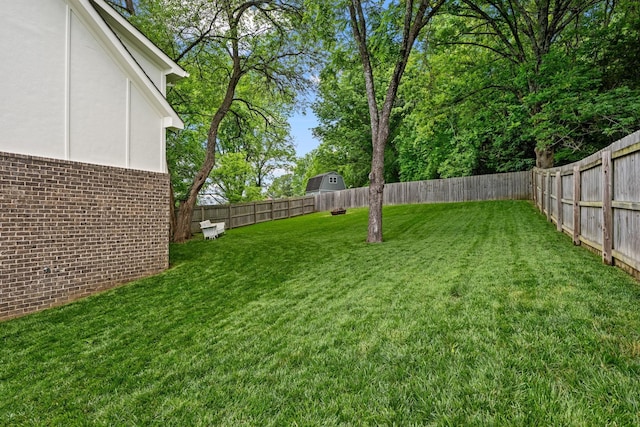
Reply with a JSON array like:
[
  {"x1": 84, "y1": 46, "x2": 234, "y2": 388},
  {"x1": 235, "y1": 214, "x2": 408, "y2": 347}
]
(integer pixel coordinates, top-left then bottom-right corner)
[{"x1": 305, "y1": 172, "x2": 346, "y2": 195}]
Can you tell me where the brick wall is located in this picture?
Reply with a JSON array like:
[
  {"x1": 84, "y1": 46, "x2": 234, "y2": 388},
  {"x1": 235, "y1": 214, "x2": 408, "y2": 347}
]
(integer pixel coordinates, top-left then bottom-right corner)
[{"x1": 0, "y1": 152, "x2": 170, "y2": 321}]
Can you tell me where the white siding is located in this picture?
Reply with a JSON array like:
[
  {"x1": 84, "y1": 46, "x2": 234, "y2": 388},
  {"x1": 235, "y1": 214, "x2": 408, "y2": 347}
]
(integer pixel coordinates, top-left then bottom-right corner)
[
  {"x1": 120, "y1": 37, "x2": 166, "y2": 95},
  {"x1": 130, "y1": 85, "x2": 164, "y2": 171},
  {"x1": 0, "y1": 0, "x2": 67, "y2": 159},
  {"x1": 69, "y1": 10, "x2": 127, "y2": 167},
  {"x1": 0, "y1": 0, "x2": 176, "y2": 173}
]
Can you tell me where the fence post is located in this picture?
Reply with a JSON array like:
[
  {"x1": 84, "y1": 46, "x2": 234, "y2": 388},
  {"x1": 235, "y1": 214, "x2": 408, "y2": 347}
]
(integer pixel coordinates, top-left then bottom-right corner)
[
  {"x1": 252, "y1": 202, "x2": 257, "y2": 225},
  {"x1": 532, "y1": 170, "x2": 537, "y2": 207},
  {"x1": 540, "y1": 171, "x2": 545, "y2": 213},
  {"x1": 227, "y1": 204, "x2": 232, "y2": 229},
  {"x1": 573, "y1": 165, "x2": 581, "y2": 246},
  {"x1": 602, "y1": 150, "x2": 613, "y2": 265},
  {"x1": 556, "y1": 171, "x2": 562, "y2": 232},
  {"x1": 545, "y1": 172, "x2": 551, "y2": 221},
  {"x1": 532, "y1": 170, "x2": 536, "y2": 207},
  {"x1": 538, "y1": 171, "x2": 543, "y2": 210}
]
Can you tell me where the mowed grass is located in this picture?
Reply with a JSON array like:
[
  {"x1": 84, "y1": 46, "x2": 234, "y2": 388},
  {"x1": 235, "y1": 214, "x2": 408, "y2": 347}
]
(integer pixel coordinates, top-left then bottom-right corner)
[{"x1": 1, "y1": 201, "x2": 640, "y2": 425}]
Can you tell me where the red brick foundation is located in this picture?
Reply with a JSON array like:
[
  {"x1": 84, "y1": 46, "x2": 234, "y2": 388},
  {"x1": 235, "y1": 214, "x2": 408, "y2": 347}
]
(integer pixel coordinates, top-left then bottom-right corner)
[{"x1": 0, "y1": 152, "x2": 170, "y2": 321}]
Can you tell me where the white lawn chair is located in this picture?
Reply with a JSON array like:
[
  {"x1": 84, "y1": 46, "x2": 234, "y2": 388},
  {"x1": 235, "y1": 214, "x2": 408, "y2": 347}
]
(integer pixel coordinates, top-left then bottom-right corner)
[
  {"x1": 199, "y1": 220, "x2": 226, "y2": 240},
  {"x1": 212, "y1": 222, "x2": 226, "y2": 236},
  {"x1": 200, "y1": 220, "x2": 218, "y2": 240}
]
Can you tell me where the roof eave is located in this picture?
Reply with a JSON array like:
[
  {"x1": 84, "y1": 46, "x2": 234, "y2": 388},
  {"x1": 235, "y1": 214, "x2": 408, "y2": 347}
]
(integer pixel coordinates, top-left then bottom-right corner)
[
  {"x1": 165, "y1": 115, "x2": 185, "y2": 130},
  {"x1": 70, "y1": 0, "x2": 185, "y2": 129},
  {"x1": 89, "y1": 0, "x2": 188, "y2": 82}
]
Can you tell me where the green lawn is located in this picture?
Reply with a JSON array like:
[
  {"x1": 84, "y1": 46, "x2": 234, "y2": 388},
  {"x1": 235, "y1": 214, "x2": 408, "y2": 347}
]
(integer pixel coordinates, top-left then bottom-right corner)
[{"x1": 1, "y1": 200, "x2": 640, "y2": 425}]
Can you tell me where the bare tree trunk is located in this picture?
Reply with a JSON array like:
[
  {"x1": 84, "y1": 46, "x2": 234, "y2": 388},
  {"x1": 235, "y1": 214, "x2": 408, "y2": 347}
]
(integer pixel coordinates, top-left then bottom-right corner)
[
  {"x1": 367, "y1": 136, "x2": 386, "y2": 242},
  {"x1": 535, "y1": 146, "x2": 555, "y2": 168},
  {"x1": 172, "y1": 107, "x2": 235, "y2": 242},
  {"x1": 173, "y1": 150, "x2": 216, "y2": 242}
]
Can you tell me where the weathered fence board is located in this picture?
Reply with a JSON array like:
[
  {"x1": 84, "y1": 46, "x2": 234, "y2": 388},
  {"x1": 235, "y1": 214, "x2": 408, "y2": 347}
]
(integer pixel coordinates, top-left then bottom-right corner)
[
  {"x1": 614, "y1": 209, "x2": 640, "y2": 265},
  {"x1": 582, "y1": 165, "x2": 602, "y2": 202},
  {"x1": 581, "y1": 206, "x2": 603, "y2": 247},
  {"x1": 533, "y1": 129, "x2": 640, "y2": 279},
  {"x1": 614, "y1": 150, "x2": 640, "y2": 201},
  {"x1": 561, "y1": 172, "x2": 573, "y2": 232}
]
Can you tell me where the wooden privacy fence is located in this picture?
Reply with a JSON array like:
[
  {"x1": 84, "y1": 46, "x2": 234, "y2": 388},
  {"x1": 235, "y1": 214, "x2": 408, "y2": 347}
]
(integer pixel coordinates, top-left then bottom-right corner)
[
  {"x1": 533, "y1": 130, "x2": 640, "y2": 278},
  {"x1": 191, "y1": 196, "x2": 315, "y2": 233},
  {"x1": 314, "y1": 171, "x2": 532, "y2": 212},
  {"x1": 193, "y1": 172, "x2": 532, "y2": 233}
]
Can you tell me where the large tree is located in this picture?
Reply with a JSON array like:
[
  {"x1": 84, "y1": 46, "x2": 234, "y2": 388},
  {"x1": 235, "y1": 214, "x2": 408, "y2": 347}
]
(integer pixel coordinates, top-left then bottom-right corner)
[
  {"x1": 449, "y1": 0, "x2": 603, "y2": 167},
  {"x1": 171, "y1": 1, "x2": 307, "y2": 242},
  {"x1": 346, "y1": 0, "x2": 445, "y2": 242},
  {"x1": 388, "y1": 0, "x2": 640, "y2": 177},
  {"x1": 119, "y1": 0, "x2": 308, "y2": 242}
]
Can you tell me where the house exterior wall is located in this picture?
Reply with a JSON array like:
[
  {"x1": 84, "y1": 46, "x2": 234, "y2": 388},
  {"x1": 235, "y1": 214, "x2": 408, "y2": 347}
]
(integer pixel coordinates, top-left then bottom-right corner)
[
  {"x1": 119, "y1": 37, "x2": 166, "y2": 94},
  {"x1": 130, "y1": 86, "x2": 165, "y2": 171},
  {"x1": 0, "y1": 0, "x2": 168, "y2": 173},
  {"x1": 1, "y1": 1, "x2": 68, "y2": 160},
  {"x1": 0, "y1": 151, "x2": 170, "y2": 321}
]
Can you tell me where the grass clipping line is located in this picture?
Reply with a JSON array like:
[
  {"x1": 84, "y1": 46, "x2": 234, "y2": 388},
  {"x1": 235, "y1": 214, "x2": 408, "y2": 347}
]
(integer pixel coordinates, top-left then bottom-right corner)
[{"x1": 1, "y1": 200, "x2": 639, "y2": 425}]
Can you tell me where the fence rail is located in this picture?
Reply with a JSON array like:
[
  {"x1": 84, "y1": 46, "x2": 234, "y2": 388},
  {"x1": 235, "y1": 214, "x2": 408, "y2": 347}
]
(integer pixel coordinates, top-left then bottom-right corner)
[
  {"x1": 314, "y1": 171, "x2": 532, "y2": 212},
  {"x1": 191, "y1": 196, "x2": 315, "y2": 233},
  {"x1": 533, "y1": 130, "x2": 640, "y2": 279}
]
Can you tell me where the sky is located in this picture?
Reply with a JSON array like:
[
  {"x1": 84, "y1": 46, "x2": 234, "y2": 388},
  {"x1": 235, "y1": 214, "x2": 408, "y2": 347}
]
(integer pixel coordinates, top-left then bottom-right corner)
[{"x1": 289, "y1": 108, "x2": 320, "y2": 157}]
